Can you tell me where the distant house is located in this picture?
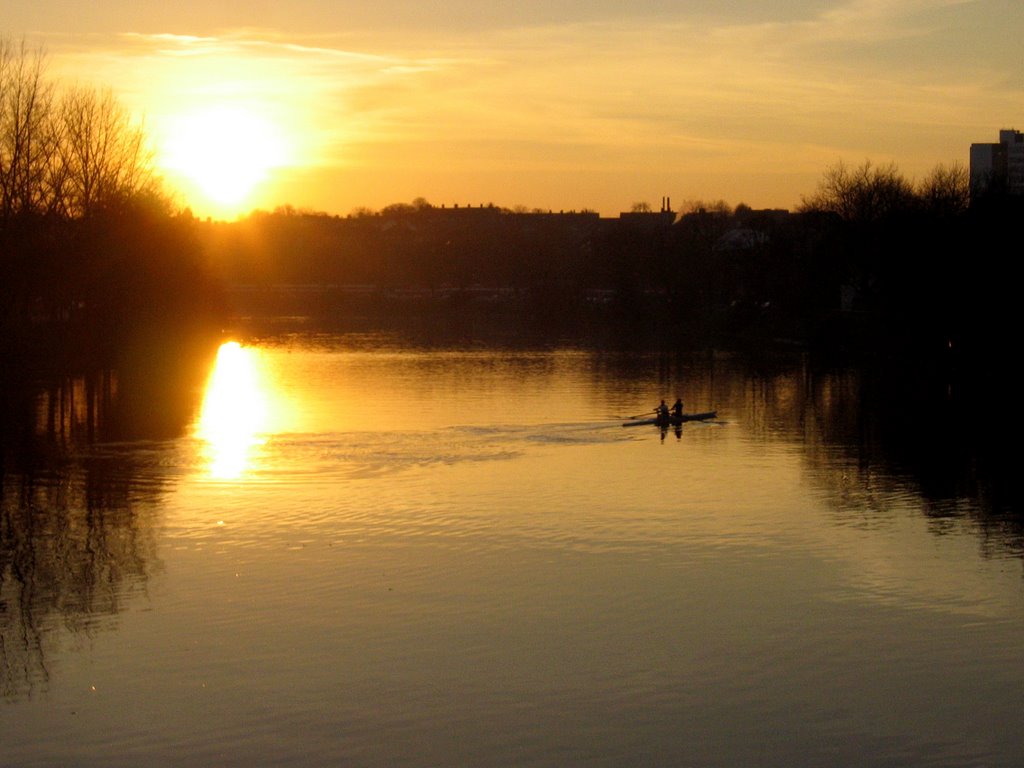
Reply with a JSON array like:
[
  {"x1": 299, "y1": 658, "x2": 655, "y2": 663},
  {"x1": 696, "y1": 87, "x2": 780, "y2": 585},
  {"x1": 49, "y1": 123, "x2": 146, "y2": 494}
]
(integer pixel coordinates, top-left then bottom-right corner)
[
  {"x1": 970, "y1": 129, "x2": 1024, "y2": 200},
  {"x1": 618, "y1": 197, "x2": 677, "y2": 227}
]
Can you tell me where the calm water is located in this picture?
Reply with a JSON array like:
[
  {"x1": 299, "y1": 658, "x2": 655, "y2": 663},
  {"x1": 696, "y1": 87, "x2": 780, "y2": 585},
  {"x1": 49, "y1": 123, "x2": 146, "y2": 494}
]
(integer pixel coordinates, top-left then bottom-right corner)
[{"x1": 2, "y1": 332, "x2": 1022, "y2": 767}]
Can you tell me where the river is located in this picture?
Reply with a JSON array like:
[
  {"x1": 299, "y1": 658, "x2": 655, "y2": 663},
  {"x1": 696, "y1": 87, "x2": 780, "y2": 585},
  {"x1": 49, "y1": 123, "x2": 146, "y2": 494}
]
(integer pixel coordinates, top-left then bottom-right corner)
[{"x1": 1, "y1": 329, "x2": 1021, "y2": 767}]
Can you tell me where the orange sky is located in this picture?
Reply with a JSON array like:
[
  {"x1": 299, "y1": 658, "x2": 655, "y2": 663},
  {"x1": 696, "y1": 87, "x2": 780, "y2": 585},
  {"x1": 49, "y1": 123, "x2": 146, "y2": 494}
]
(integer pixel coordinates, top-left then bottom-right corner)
[{"x1": 10, "y1": 1, "x2": 1022, "y2": 219}]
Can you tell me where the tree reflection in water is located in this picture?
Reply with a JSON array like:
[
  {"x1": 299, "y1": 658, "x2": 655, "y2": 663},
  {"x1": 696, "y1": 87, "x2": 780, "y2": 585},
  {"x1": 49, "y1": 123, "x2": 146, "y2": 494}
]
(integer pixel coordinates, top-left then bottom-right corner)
[
  {"x1": 718, "y1": 348, "x2": 1024, "y2": 556},
  {"x1": 0, "y1": 341, "x2": 216, "y2": 699},
  {"x1": 590, "y1": 341, "x2": 1023, "y2": 555}
]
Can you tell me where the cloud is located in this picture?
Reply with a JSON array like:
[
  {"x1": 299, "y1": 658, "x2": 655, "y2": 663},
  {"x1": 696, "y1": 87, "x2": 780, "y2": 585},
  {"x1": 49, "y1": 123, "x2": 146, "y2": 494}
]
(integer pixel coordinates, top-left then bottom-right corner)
[{"x1": 46, "y1": 31, "x2": 464, "y2": 170}]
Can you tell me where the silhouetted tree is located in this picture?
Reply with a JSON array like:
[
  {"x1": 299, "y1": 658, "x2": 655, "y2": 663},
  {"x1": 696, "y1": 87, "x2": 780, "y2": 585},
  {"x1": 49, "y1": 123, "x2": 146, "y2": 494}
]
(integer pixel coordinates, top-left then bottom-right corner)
[
  {"x1": 1, "y1": 41, "x2": 157, "y2": 225},
  {"x1": 678, "y1": 199, "x2": 733, "y2": 217},
  {"x1": 1, "y1": 38, "x2": 224, "y2": 360},
  {"x1": 0, "y1": 37, "x2": 56, "y2": 224},
  {"x1": 917, "y1": 162, "x2": 969, "y2": 218},
  {"x1": 797, "y1": 159, "x2": 986, "y2": 352},
  {"x1": 55, "y1": 86, "x2": 155, "y2": 219},
  {"x1": 799, "y1": 160, "x2": 916, "y2": 224}
]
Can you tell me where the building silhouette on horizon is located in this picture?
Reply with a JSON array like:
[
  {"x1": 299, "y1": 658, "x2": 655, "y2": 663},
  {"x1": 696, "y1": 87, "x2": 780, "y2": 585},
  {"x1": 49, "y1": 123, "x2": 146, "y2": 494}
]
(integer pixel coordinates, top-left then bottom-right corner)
[{"x1": 970, "y1": 128, "x2": 1024, "y2": 199}]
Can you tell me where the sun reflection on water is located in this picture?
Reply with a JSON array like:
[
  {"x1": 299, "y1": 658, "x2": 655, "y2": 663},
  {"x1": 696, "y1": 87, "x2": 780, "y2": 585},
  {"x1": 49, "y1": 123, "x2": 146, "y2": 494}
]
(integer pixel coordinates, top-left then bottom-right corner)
[{"x1": 197, "y1": 341, "x2": 268, "y2": 479}]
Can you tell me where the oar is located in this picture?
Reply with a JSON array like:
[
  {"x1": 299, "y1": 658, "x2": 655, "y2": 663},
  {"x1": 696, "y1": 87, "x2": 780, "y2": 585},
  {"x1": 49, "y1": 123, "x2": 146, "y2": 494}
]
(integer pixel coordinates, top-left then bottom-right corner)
[{"x1": 622, "y1": 409, "x2": 657, "y2": 420}]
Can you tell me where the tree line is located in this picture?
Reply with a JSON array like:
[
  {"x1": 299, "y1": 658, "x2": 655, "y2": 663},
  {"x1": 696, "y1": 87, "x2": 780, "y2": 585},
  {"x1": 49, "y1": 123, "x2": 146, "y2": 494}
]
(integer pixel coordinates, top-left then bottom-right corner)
[
  {"x1": 795, "y1": 159, "x2": 1017, "y2": 358},
  {"x1": 1, "y1": 38, "x2": 223, "y2": 366},
  {"x1": 199, "y1": 160, "x2": 1016, "y2": 360}
]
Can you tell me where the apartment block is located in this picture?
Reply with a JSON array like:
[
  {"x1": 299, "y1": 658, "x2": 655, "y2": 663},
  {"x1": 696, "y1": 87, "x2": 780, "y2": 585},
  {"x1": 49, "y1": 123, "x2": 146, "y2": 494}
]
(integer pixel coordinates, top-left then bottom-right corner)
[{"x1": 970, "y1": 128, "x2": 1024, "y2": 198}]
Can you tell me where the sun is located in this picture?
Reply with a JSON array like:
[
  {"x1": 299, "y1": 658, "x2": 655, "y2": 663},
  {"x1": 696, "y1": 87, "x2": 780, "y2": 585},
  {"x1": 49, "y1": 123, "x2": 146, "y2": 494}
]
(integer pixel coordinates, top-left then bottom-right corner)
[{"x1": 160, "y1": 105, "x2": 290, "y2": 216}]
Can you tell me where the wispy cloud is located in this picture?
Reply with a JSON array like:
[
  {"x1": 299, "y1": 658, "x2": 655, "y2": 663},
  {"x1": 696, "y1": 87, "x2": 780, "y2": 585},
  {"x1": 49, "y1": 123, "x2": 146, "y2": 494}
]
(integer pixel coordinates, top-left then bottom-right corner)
[{"x1": 47, "y1": 31, "x2": 463, "y2": 169}]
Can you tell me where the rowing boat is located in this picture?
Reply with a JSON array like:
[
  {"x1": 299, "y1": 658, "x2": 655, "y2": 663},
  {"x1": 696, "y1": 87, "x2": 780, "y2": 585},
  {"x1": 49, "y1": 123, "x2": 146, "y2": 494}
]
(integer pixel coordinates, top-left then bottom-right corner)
[{"x1": 622, "y1": 411, "x2": 717, "y2": 427}]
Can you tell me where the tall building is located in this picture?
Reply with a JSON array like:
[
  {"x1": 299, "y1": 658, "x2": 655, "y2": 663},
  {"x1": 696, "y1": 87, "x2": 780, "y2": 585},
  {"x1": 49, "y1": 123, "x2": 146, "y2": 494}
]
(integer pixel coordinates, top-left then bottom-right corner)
[{"x1": 970, "y1": 128, "x2": 1024, "y2": 199}]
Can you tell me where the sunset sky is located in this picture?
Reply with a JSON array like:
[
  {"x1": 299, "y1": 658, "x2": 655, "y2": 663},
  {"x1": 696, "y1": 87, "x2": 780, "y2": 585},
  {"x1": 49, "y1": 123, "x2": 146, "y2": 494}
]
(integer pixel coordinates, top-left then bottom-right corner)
[{"x1": 9, "y1": 0, "x2": 1022, "y2": 219}]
